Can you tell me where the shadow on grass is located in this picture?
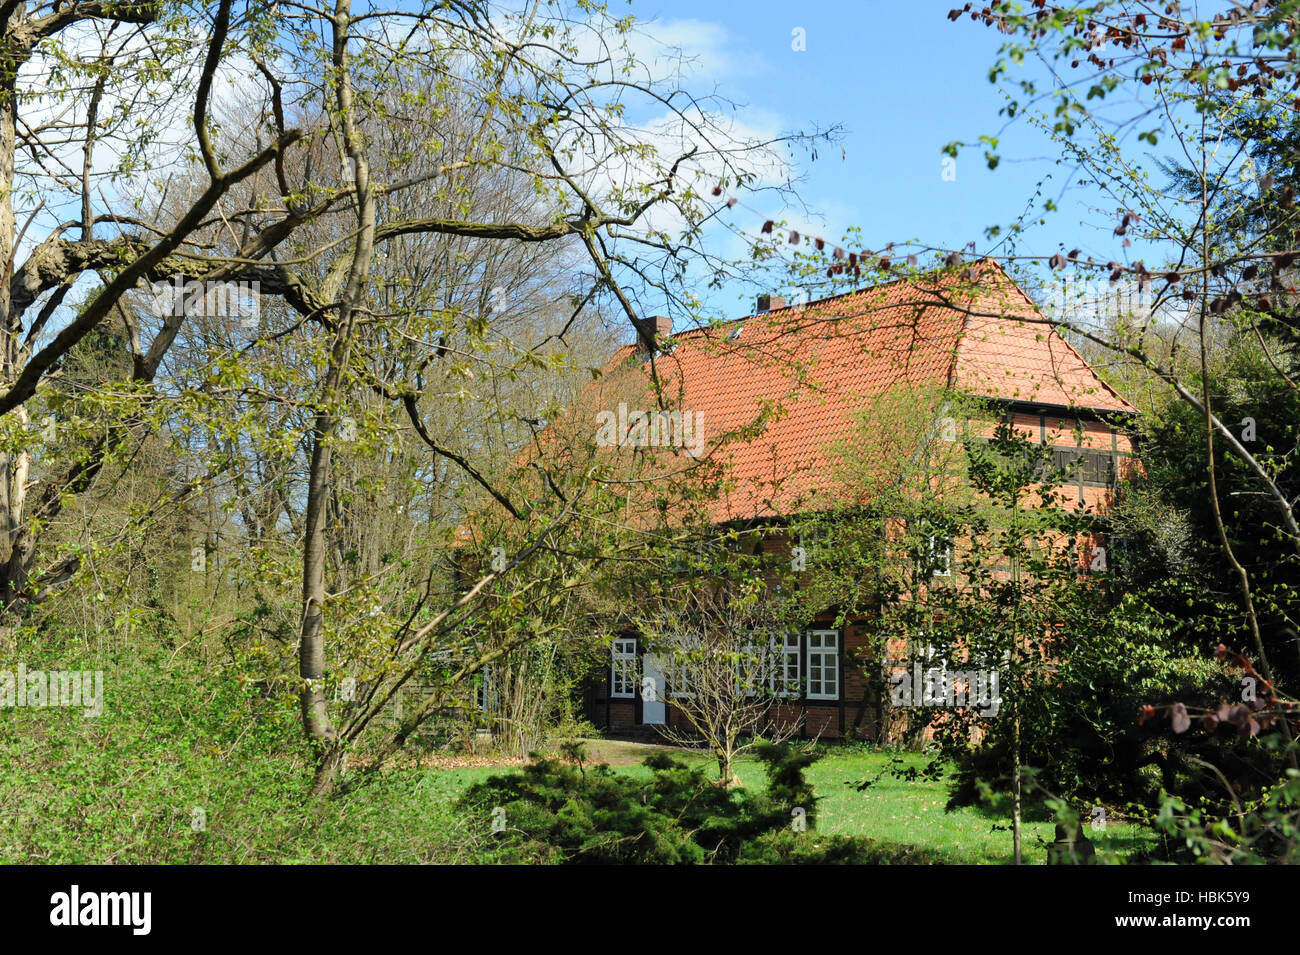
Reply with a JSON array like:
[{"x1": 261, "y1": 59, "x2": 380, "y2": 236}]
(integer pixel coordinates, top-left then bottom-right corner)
[{"x1": 958, "y1": 789, "x2": 1057, "y2": 823}]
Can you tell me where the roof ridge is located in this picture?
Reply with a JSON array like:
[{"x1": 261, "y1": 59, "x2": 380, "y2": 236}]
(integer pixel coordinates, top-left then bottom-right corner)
[{"x1": 623, "y1": 258, "x2": 992, "y2": 350}]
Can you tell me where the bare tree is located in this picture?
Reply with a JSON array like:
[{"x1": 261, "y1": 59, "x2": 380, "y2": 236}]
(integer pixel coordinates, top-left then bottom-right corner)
[
  {"x1": 636, "y1": 583, "x2": 803, "y2": 785},
  {"x1": 0, "y1": 0, "x2": 827, "y2": 794}
]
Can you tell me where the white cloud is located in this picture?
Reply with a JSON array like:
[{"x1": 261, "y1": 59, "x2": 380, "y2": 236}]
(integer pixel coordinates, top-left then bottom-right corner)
[{"x1": 620, "y1": 18, "x2": 764, "y2": 85}]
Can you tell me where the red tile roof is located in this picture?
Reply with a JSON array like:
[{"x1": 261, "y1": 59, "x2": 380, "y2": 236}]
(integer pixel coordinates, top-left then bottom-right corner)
[{"x1": 583, "y1": 258, "x2": 1135, "y2": 522}]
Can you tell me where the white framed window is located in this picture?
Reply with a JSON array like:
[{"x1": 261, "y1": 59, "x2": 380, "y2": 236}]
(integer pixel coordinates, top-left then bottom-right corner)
[
  {"x1": 477, "y1": 663, "x2": 498, "y2": 713},
  {"x1": 656, "y1": 633, "x2": 697, "y2": 700},
  {"x1": 665, "y1": 652, "x2": 696, "y2": 700},
  {"x1": 927, "y1": 534, "x2": 952, "y2": 577},
  {"x1": 793, "y1": 525, "x2": 827, "y2": 570},
  {"x1": 769, "y1": 630, "x2": 801, "y2": 698},
  {"x1": 737, "y1": 631, "x2": 800, "y2": 698},
  {"x1": 611, "y1": 638, "x2": 637, "y2": 699},
  {"x1": 806, "y1": 629, "x2": 839, "y2": 700},
  {"x1": 738, "y1": 640, "x2": 762, "y2": 697}
]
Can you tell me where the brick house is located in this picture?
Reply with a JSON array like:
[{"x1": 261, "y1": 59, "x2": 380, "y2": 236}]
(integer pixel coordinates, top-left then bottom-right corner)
[{"x1": 580, "y1": 259, "x2": 1137, "y2": 740}]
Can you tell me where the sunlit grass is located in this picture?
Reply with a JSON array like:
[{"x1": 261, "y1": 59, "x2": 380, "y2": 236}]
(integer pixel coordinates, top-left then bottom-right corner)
[{"x1": 422, "y1": 742, "x2": 1155, "y2": 864}]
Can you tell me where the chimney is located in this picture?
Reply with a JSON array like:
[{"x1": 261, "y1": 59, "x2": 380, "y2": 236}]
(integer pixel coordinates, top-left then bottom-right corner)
[
  {"x1": 633, "y1": 315, "x2": 673, "y2": 355},
  {"x1": 756, "y1": 294, "x2": 786, "y2": 313}
]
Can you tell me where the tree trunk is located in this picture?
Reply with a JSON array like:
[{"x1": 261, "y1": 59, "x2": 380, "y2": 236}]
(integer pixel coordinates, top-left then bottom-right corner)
[
  {"x1": 299, "y1": 0, "x2": 376, "y2": 783},
  {"x1": 299, "y1": 430, "x2": 337, "y2": 745},
  {"x1": 309, "y1": 744, "x2": 346, "y2": 797},
  {"x1": 1012, "y1": 711, "x2": 1022, "y2": 865},
  {"x1": 0, "y1": 23, "x2": 30, "y2": 615}
]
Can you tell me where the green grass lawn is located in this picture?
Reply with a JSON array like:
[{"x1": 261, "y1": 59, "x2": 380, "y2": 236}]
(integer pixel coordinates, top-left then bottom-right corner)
[
  {"x1": 417, "y1": 741, "x2": 1154, "y2": 864},
  {"x1": 759, "y1": 749, "x2": 1152, "y2": 864}
]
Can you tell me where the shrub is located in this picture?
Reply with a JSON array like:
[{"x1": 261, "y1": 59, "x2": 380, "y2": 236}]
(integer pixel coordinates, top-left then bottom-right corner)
[
  {"x1": 460, "y1": 740, "x2": 905, "y2": 864},
  {"x1": 737, "y1": 830, "x2": 947, "y2": 865}
]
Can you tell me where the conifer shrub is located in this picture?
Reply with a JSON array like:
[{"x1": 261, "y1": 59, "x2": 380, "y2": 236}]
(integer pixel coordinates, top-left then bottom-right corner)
[{"x1": 460, "y1": 741, "x2": 937, "y2": 864}]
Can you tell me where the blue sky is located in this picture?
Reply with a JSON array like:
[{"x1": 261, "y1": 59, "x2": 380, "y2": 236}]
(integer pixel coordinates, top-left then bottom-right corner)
[
  {"x1": 637, "y1": 0, "x2": 1026, "y2": 246},
  {"x1": 619, "y1": 0, "x2": 1160, "y2": 313}
]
